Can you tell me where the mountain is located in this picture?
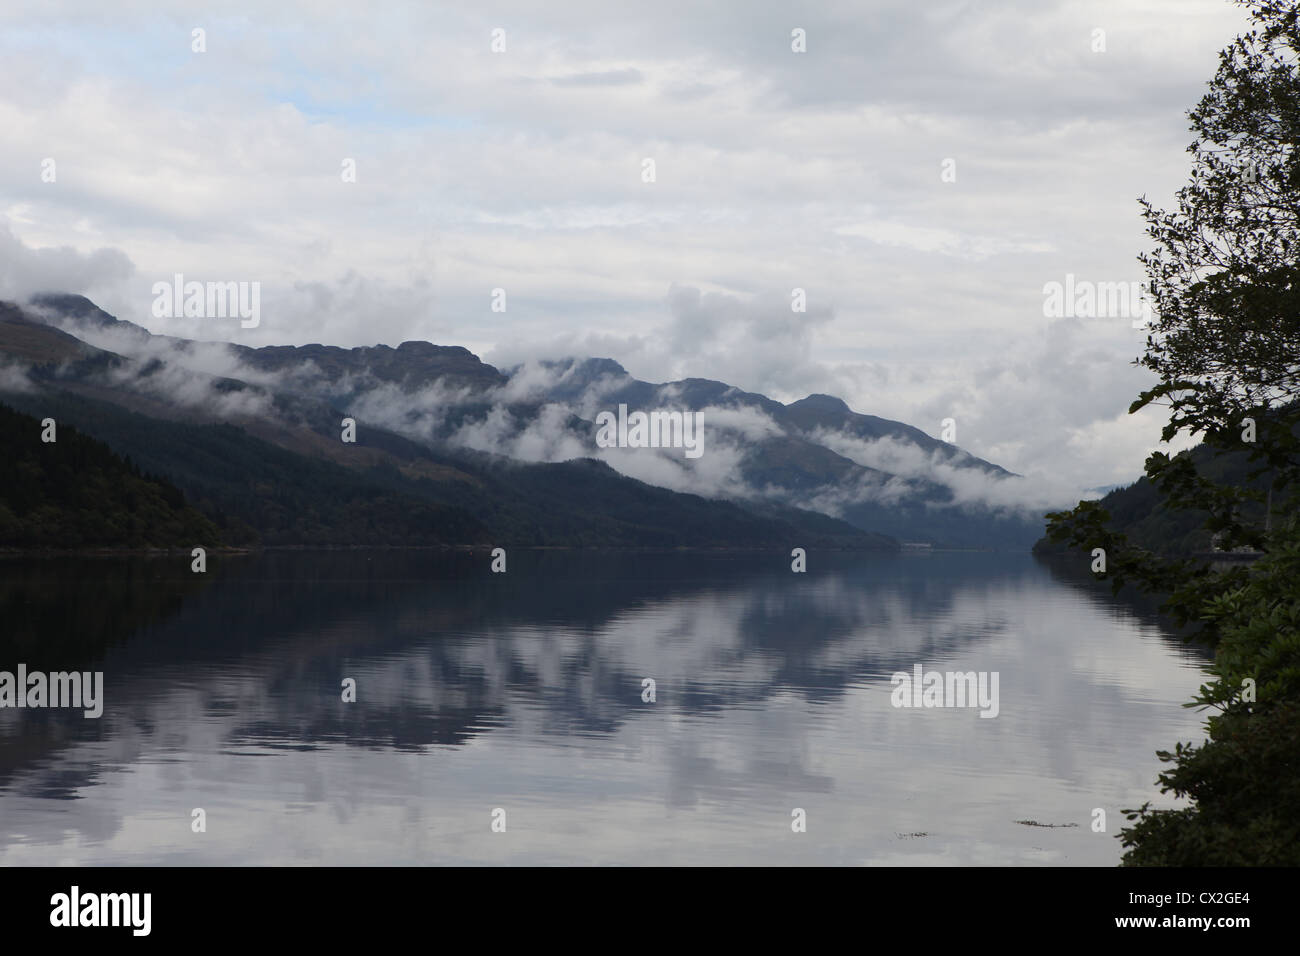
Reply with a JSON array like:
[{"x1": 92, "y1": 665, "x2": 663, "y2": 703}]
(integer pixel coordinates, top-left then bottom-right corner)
[
  {"x1": 1033, "y1": 440, "x2": 1285, "y2": 557},
  {"x1": 1, "y1": 299, "x2": 892, "y2": 551},
  {"x1": 3, "y1": 294, "x2": 1059, "y2": 549},
  {"x1": 509, "y1": 359, "x2": 1041, "y2": 547}
]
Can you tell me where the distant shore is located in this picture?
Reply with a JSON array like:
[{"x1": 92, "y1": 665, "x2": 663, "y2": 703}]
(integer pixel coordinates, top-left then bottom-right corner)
[{"x1": 0, "y1": 542, "x2": 1002, "y2": 558}]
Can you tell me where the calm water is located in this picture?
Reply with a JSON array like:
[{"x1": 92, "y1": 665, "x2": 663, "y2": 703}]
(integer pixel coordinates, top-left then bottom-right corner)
[{"x1": 0, "y1": 550, "x2": 1209, "y2": 865}]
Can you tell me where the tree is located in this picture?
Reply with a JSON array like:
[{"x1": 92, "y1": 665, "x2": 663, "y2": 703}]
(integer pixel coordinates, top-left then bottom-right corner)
[{"x1": 1046, "y1": 1, "x2": 1300, "y2": 864}]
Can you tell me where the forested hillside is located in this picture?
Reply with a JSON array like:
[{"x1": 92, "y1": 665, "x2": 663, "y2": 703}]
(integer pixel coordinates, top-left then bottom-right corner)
[{"x1": 0, "y1": 402, "x2": 221, "y2": 549}]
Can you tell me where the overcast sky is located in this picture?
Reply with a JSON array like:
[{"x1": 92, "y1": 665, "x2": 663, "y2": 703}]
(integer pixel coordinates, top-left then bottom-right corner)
[{"x1": 0, "y1": 0, "x2": 1252, "y2": 487}]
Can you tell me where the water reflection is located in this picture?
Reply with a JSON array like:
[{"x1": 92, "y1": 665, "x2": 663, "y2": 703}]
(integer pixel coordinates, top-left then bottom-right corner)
[{"x1": 0, "y1": 550, "x2": 1209, "y2": 865}]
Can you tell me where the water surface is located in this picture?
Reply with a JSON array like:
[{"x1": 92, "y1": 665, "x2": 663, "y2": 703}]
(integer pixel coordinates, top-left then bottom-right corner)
[{"x1": 0, "y1": 550, "x2": 1209, "y2": 865}]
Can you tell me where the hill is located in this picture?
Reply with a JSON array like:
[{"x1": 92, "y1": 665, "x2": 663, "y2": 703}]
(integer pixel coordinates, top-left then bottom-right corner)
[{"x1": 0, "y1": 402, "x2": 221, "y2": 549}]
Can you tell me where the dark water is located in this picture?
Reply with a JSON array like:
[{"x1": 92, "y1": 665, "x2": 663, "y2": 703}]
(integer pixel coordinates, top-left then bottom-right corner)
[{"x1": 0, "y1": 550, "x2": 1209, "y2": 865}]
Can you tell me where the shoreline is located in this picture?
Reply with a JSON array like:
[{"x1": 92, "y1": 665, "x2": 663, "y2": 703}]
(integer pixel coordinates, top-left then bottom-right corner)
[{"x1": 0, "y1": 543, "x2": 1022, "y2": 558}]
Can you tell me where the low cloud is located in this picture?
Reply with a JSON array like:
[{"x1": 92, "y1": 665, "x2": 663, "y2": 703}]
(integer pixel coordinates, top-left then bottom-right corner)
[
  {"x1": 0, "y1": 360, "x2": 35, "y2": 393},
  {"x1": 812, "y1": 429, "x2": 1093, "y2": 514},
  {"x1": 22, "y1": 295, "x2": 1098, "y2": 528}
]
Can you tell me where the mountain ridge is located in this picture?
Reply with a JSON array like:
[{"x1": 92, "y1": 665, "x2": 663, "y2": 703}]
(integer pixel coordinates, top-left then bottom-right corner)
[{"x1": 4, "y1": 294, "x2": 1058, "y2": 549}]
